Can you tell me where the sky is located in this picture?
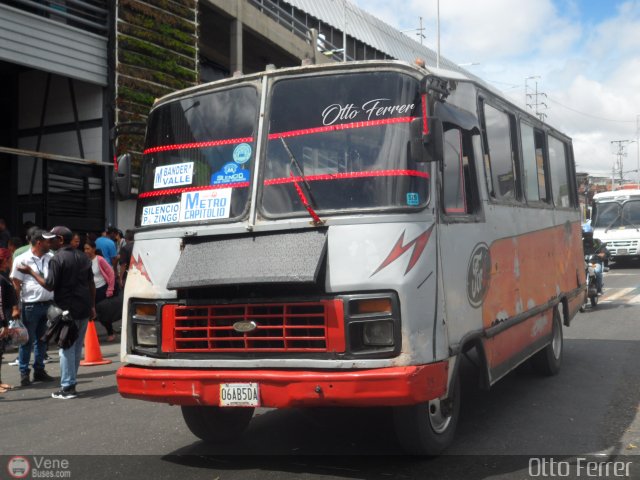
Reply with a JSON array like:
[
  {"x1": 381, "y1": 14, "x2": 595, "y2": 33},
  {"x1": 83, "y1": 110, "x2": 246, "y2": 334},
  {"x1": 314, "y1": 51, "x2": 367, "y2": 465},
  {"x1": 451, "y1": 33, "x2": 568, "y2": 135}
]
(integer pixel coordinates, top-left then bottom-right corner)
[{"x1": 351, "y1": 0, "x2": 640, "y2": 179}]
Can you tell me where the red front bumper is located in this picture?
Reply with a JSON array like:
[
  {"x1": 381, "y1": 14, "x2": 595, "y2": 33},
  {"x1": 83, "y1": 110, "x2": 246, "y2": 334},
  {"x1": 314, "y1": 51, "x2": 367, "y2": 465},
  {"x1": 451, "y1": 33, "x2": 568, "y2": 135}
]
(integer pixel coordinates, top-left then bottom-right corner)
[{"x1": 116, "y1": 362, "x2": 449, "y2": 408}]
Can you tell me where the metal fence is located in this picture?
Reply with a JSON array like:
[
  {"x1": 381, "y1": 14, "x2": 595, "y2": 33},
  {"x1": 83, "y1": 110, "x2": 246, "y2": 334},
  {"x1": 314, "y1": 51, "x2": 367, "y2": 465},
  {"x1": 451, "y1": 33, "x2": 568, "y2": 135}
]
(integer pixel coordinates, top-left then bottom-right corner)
[{"x1": 248, "y1": 0, "x2": 348, "y2": 62}]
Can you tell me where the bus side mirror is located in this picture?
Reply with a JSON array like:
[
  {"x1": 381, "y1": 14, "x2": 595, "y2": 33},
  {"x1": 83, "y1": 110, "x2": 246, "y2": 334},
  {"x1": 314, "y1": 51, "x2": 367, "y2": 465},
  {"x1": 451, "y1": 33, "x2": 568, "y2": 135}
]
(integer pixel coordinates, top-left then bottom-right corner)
[
  {"x1": 114, "y1": 153, "x2": 134, "y2": 200},
  {"x1": 410, "y1": 117, "x2": 443, "y2": 163}
]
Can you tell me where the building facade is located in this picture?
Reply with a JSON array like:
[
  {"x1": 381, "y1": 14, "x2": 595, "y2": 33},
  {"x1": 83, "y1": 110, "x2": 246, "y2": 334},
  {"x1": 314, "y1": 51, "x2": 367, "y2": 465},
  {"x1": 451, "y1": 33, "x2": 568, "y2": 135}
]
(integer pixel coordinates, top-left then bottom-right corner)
[{"x1": 0, "y1": 0, "x2": 465, "y2": 238}]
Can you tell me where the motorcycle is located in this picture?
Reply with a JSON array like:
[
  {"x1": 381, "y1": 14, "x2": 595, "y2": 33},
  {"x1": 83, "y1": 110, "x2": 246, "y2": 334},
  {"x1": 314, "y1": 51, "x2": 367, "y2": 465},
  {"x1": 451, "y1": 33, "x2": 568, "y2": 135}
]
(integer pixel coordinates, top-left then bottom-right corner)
[{"x1": 584, "y1": 254, "x2": 600, "y2": 308}]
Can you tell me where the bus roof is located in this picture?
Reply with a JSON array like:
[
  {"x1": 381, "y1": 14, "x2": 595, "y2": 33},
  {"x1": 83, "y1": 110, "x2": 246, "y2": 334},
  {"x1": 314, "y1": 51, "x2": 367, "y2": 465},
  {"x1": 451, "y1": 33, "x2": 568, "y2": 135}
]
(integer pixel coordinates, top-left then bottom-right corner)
[{"x1": 593, "y1": 189, "x2": 640, "y2": 201}]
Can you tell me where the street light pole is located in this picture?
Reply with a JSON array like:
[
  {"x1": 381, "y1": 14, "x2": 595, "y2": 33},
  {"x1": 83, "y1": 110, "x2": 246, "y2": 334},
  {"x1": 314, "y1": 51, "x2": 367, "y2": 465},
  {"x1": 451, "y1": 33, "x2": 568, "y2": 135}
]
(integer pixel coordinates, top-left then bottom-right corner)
[
  {"x1": 436, "y1": 0, "x2": 440, "y2": 69},
  {"x1": 343, "y1": 0, "x2": 347, "y2": 62},
  {"x1": 637, "y1": 114, "x2": 639, "y2": 187}
]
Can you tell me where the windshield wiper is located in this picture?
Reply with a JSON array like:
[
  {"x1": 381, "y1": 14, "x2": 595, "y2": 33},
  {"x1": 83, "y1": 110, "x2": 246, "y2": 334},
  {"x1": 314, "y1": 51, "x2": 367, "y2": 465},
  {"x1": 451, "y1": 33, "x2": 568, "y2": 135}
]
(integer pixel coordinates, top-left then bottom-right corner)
[
  {"x1": 604, "y1": 214, "x2": 621, "y2": 233},
  {"x1": 279, "y1": 137, "x2": 324, "y2": 226},
  {"x1": 622, "y1": 218, "x2": 640, "y2": 232}
]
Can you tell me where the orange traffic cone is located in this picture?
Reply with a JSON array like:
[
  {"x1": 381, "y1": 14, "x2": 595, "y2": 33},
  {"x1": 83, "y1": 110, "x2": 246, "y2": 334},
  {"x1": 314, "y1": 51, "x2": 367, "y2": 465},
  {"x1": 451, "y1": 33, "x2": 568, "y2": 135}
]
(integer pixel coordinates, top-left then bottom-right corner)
[{"x1": 80, "y1": 320, "x2": 112, "y2": 366}]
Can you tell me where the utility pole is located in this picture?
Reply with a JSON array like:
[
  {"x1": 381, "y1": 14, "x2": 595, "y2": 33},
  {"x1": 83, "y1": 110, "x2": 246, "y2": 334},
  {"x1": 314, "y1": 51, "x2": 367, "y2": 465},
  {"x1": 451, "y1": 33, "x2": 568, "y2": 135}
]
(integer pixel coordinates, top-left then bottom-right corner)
[
  {"x1": 401, "y1": 17, "x2": 426, "y2": 44},
  {"x1": 417, "y1": 16, "x2": 425, "y2": 45},
  {"x1": 611, "y1": 140, "x2": 634, "y2": 184},
  {"x1": 525, "y1": 76, "x2": 548, "y2": 121}
]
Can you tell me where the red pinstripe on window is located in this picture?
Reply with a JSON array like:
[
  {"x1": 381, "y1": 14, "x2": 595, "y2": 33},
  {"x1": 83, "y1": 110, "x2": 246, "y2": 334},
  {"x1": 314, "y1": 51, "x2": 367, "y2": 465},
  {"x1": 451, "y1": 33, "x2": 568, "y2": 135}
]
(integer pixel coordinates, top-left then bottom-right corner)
[
  {"x1": 268, "y1": 116, "x2": 418, "y2": 140},
  {"x1": 143, "y1": 137, "x2": 254, "y2": 155},
  {"x1": 138, "y1": 182, "x2": 250, "y2": 199},
  {"x1": 422, "y1": 94, "x2": 429, "y2": 135},
  {"x1": 264, "y1": 170, "x2": 429, "y2": 186}
]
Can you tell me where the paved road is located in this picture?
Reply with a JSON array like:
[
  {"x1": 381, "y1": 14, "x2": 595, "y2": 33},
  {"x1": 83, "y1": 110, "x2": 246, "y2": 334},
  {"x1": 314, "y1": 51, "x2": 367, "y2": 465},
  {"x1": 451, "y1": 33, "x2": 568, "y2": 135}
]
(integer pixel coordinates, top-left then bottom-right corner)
[{"x1": 2, "y1": 264, "x2": 640, "y2": 479}]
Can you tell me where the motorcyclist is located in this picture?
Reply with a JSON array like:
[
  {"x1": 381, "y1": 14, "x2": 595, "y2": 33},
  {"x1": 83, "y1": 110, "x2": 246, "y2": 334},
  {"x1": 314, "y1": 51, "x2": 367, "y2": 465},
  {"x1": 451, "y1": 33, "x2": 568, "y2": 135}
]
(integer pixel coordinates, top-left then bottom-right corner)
[{"x1": 582, "y1": 224, "x2": 609, "y2": 295}]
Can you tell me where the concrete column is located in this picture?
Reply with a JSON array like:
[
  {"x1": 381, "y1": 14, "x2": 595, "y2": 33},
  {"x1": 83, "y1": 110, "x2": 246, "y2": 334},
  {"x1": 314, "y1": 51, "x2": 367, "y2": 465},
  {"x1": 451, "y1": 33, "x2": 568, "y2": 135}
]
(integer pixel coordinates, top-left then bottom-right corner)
[{"x1": 230, "y1": 1, "x2": 243, "y2": 74}]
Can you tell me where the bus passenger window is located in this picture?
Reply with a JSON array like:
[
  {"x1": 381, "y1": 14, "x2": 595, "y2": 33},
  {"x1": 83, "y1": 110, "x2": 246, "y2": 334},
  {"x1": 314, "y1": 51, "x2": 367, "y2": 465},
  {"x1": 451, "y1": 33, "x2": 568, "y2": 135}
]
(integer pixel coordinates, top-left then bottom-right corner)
[
  {"x1": 443, "y1": 129, "x2": 466, "y2": 214},
  {"x1": 443, "y1": 128, "x2": 479, "y2": 215},
  {"x1": 534, "y1": 130, "x2": 548, "y2": 202},
  {"x1": 548, "y1": 135, "x2": 571, "y2": 208},
  {"x1": 483, "y1": 104, "x2": 516, "y2": 201},
  {"x1": 521, "y1": 122, "x2": 548, "y2": 203}
]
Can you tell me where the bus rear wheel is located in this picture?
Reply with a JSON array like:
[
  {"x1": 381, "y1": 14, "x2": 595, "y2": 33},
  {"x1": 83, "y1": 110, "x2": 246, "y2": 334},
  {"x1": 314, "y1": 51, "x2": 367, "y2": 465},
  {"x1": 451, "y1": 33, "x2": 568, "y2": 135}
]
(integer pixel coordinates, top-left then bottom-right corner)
[
  {"x1": 392, "y1": 374, "x2": 460, "y2": 456},
  {"x1": 531, "y1": 307, "x2": 563, "y2": 376},
  {"x1": 181, "y1": 406, "x2": 254, "y2": 443}
]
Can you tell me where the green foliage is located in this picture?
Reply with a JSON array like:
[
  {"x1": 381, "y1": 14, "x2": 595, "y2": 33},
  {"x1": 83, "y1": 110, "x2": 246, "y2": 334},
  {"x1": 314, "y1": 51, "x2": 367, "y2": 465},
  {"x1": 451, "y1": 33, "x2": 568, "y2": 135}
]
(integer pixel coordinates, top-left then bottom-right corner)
[{"x1": 115, "y1": 0, "x2": 198, "y2": 157}]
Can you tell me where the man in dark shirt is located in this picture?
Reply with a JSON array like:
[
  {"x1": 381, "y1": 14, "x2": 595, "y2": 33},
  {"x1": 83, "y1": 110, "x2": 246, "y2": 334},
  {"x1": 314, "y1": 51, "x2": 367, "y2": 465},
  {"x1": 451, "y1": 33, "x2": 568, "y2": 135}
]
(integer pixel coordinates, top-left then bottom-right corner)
[{"x1": 18, "y1": 225, "x2": 95, "y2": 399}]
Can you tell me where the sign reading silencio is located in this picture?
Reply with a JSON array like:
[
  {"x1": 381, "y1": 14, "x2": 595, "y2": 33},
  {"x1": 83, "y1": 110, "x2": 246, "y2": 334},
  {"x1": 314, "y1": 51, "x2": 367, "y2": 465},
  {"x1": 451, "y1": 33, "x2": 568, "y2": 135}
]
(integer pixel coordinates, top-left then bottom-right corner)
[
  {"x1": 154, "y1": 162, "x2": 194, "y2": 189},
  {"x1": 141, "y1": 202, "x2": 180, "y2": 226},
  {"x1": 179, "y1": 188, "x2": 232, "y2": 222}
]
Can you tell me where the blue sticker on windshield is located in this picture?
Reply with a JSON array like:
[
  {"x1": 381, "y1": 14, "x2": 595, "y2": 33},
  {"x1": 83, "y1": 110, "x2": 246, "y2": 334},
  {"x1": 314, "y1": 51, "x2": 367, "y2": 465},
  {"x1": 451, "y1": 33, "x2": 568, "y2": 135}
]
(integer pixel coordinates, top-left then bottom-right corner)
[
  {"x1": 407, "y1": 193, "x2": 419, "y2": 206},
  {"x1": 233, "y1": 143, "x2": 252, "y2": 164},
  {"x1": 211, "y1": 162, "x2": 250, "y2": 185}
]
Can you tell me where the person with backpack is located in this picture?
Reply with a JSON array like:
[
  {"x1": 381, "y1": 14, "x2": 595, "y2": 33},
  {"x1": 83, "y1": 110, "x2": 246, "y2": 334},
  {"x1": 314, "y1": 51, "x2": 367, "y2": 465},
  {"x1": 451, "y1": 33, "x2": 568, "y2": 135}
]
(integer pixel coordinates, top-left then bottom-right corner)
[{"x1": 17, "y1": 226, "x2": 95, "y2": 399}]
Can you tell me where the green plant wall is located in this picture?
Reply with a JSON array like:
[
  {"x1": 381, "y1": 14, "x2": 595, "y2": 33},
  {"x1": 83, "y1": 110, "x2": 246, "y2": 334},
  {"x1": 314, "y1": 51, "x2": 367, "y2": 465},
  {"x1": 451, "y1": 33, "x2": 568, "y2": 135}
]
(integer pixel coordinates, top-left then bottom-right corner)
[{"x1": 115, "y1": 0, "x2": 198, "y2": 162}]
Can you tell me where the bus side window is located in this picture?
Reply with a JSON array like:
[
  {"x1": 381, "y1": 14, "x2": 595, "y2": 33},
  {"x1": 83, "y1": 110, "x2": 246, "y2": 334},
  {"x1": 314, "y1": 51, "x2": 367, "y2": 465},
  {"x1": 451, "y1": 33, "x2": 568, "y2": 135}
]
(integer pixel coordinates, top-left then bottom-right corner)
[
  {"x1": 482, "y1": 103, "x2": 518, "y2": 201},
  {"x1": 443, "y1": 128, "x2": 465, "y2": 214},
  {"x1": 520, "y1": 122, "x2": 549, "y2": 203},
  {"x1": 443, "y1": 127, "x2": 479, "y2": 215},
  {"x1": 534, "y1": 130, "x2": 549, "y2": 202},
  {"x1": 548, "y1": 135, "x2": 571, "y2": 208}
]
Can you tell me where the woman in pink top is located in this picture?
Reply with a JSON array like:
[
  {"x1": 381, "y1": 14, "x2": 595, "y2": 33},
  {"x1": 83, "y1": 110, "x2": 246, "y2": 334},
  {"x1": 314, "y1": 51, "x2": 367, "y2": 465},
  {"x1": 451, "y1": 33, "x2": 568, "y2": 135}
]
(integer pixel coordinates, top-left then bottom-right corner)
[{"x1": 84, "y1": 239, "x2": 116, "y2": 341}]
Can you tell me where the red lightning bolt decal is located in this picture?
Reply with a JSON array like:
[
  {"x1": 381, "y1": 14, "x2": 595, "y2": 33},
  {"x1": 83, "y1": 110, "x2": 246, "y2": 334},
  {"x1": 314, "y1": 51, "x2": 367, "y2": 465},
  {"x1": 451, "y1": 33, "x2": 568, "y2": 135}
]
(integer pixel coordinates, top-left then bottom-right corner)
[
  {"x1": 130, "y1": 254, "x2": 152, "y2": 283},
  {"x1": 372, "y1": 225, "x2": 434, "y2": 276}
]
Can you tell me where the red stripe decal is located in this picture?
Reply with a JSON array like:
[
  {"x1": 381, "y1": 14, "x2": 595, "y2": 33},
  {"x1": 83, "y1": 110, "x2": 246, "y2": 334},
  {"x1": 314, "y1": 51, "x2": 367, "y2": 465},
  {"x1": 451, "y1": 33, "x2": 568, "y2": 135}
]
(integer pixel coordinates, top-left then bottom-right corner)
[
  {"x1": 143, "y1": 137, "x2": 254, "y2": 155},
  {"x1": 264, "y1": 169, "x2": 429, "y2": 186},
  {"x1": 268, "y1": 117, "x2": 418, "y2": 140},
  {"x1": 138, "y1": 182, "x2": 249, "y2": 199}
]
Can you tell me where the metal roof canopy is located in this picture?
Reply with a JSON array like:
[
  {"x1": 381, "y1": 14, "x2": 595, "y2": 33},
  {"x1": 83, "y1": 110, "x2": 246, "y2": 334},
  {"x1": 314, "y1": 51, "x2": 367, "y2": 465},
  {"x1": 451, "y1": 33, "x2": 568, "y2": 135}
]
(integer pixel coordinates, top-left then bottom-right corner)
[{"x1": 285, "y1": 0, "x2": 465, "y2": 72}]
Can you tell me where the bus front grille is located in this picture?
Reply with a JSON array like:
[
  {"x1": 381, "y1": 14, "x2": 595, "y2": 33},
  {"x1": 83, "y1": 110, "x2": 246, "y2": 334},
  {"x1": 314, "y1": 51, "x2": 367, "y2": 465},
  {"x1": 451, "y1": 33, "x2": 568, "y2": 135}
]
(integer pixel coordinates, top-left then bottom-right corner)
[{"x1": 172, "y1": 302, "x2": 329, "y2": 352}]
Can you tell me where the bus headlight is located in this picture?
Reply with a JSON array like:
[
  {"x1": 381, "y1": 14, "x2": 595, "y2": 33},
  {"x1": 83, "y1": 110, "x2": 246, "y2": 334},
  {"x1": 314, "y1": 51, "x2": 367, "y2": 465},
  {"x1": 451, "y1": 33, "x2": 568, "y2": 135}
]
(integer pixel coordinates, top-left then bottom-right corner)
[
  {"x1": 130, "y1": 301, "x2": 160, "y2": 351},
  {"x1": 362, "y1": 320, "x2": 394, "y2": 346},
  {"x1": 136, "y1": 324, "x2": 158, "y2": 347},
  {"x1": 344, "y1": 294, "x2": 400, "y2": 356}
]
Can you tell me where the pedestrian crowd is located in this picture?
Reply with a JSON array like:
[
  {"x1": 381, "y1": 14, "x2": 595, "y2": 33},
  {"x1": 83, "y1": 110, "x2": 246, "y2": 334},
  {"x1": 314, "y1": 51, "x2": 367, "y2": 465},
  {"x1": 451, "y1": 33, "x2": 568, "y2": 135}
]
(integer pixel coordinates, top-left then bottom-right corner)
[{"x1": 0, "y1": 218, "x2": 133, "y2": 399}]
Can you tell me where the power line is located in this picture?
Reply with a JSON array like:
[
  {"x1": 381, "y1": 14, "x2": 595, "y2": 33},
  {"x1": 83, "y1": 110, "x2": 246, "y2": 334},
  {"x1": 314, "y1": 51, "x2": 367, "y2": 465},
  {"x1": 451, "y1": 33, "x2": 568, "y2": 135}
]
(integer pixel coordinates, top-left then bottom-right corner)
[{"x1": 546, "y1": 96, "x2": 636, "y2": 123}]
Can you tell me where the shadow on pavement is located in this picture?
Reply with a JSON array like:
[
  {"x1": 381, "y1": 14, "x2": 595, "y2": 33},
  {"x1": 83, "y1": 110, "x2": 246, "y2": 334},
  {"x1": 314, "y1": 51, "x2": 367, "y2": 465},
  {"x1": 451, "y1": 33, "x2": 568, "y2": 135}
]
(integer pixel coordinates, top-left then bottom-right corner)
[{"x1": 157, "y1": 338, "x2": 640, "y2": 478}]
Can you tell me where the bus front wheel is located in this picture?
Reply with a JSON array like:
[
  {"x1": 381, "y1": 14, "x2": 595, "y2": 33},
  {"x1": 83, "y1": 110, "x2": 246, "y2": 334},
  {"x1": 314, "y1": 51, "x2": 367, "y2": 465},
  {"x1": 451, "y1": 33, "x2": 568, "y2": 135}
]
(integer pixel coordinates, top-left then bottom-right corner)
[
  {"x1": 181, "y1": 406, "x2": 254, "y2": 443},
  {"x1": 392, "y1": 374, "x2": 460, "y2": 456}
]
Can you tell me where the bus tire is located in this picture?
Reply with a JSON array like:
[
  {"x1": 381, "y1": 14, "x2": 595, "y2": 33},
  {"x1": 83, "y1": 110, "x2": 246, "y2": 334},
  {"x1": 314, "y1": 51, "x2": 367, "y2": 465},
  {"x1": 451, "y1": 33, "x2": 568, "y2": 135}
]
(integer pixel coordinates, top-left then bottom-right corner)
[
  {"x1": 181, "y1": 406, "x2": 254, "y2": 443},
  {"x1": 392, "y1": 374, "x2": 460, "y2": 456},
  {"x1": 531, "y1": 308, "x2": 563, "y2": 376}
]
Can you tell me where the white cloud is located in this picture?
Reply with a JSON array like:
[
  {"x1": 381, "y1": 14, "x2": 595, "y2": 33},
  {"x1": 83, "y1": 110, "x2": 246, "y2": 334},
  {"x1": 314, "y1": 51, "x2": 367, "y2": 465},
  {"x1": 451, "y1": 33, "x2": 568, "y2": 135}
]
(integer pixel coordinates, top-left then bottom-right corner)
[{"x1": 351, "y1": 0, "x2": 640, "y2": 176}]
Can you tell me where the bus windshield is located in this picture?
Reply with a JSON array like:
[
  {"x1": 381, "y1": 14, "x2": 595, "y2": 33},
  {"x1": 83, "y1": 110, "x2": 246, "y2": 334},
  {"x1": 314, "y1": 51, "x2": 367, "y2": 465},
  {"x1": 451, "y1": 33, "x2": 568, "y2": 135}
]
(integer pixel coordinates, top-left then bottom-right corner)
[
  {"x1": 261, "y1": 71, "x2": 429, "y2": 217},
  {"x1": 137, "y1": 85, "x2": 258, "y2": 227},
  {"x1": 593, "y1": 200, "x2": 640, "y2": 229}
]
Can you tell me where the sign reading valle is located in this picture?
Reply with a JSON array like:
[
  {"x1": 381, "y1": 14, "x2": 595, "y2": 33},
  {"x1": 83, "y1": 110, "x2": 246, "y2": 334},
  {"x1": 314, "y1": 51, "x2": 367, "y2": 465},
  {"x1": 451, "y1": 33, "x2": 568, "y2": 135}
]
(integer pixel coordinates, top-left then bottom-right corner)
[{"x1": 154, "y1": 162, "x2": 194, "y2": 189}]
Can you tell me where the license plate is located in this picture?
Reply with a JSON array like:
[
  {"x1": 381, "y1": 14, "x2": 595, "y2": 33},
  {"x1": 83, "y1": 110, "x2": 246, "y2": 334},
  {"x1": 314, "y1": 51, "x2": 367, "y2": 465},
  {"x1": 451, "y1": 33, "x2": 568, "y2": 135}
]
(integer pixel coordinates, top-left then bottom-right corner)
[
  {"x1": 220, "y1": 383, "x2": 260, "y2": 407},
  {"x1": 618, "y1": 249, "x2": 628, "y2": 255}
]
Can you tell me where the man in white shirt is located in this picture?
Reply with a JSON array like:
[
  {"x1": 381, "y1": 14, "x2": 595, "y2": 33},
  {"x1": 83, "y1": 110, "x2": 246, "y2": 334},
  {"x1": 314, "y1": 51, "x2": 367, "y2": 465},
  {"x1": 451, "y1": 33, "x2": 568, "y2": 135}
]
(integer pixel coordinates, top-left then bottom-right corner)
[{"x1": 10, "y1": 229, "x2": 56, "y2": 386}]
